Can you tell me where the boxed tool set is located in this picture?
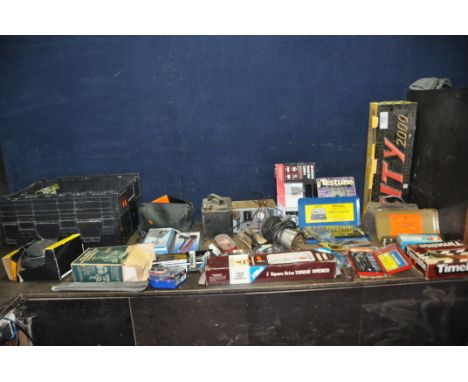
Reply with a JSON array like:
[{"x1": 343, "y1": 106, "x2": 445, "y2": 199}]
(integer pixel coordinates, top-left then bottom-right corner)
[
  {"x1": 396, "y1": 233, "x2": 443, "y2": 251},
  {"x1": 275, "y1": 162, "x2": 315, "y2": 214},
  {"x1": 204, "y1": 250, "x2": 336, "y2": 285},
  {"x1": 373, "y1": 244, "x2": 412, "y2": 275},
  {"x1": 298, "y1": 196, "x2": 366, "y2": 242},
  {"x1": 149, "y1": 266, "x2": 187, "y2": 289},
  {"x1": 144, "y1": 228, "x2": 176, "y2": 255},
  {"x1": 298, "y1": 196, "x2": 360, "y2": 228},
  {"x1": 349, "y1": 244, "x2": 412, "y2": 278},
  {"x1": 143, "y1": 228, "x2": 200, "y2": 256},
  {"x1": 316, "y1": 177, "x2": 356, "y2": 198},
  {"x1": 406, "y1": 241, "x2": 468, "y2": 280},
  {"x1": 349, "y1": 247, "x2": 385, "y2": 278},
  {"x1": 71, "y1": 243, "x2": 153, "y2": 282}
]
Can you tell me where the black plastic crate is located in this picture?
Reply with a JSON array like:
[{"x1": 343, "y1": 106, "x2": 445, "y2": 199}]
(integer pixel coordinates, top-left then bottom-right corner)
[{"x1": 0, "y1": 173, "x2": 142, "y2": 246}]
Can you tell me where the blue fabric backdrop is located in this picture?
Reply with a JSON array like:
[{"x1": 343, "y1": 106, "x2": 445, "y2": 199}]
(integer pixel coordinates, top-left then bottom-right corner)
[{"x1": 1, "y1": 36, "x2": 467, "y2": 210}]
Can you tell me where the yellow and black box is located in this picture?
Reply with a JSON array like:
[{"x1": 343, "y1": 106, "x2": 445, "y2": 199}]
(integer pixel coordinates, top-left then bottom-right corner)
[
  {"x1": 1, "y1": 233, "x2": 85, "y2": 282},
  {"x1": 363, "y1": 101, "x2": 417, "y2": 213}
]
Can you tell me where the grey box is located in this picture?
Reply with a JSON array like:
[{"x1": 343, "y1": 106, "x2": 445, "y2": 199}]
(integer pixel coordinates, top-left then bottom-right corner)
[{"x1": 202, "y1": 194, "x2": 233, "y2": 239}]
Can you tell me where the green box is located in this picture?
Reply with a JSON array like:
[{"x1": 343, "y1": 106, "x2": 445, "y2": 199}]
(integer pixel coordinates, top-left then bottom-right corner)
[{"x1": 72, "y1": 244, "x2": 153, "y2": 282}]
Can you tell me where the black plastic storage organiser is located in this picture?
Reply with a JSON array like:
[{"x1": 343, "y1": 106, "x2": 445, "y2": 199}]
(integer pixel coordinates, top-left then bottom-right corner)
[{"x1": 0, "y1": 173, "x2": 142, "y2": 246}]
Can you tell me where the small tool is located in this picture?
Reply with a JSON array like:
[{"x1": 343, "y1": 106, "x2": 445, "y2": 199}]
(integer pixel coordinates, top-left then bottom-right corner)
[{"x1": 178, "y1": 234, "x2": 198, "y2": 252}]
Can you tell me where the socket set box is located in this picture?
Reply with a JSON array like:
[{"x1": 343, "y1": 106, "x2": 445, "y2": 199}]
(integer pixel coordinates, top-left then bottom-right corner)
[
  {"x1": 298, "y1": 196, "x2": 360, "y2": 229},
  {"x1": 205, "y1": 250, "x2": 336, "y2": 286},
  {"x1": 406, "y1": 241, "x2": 468, "y2": 280},
  {"x1": 373, "y1": 244, "x2": 412, "y2": 275},
  {"x1": 149, "y1": 266, "x2": 187, "y2": 289},
  {"x1": 316, "y1": 177, "x2": 357, "y2": 198},
  {"x1": 349, "y1": 245, "x2": 412, "y2": 278},
  {"x1": 396, "y1": 233, "x2": 443, "y2": 251},
  {"x1": 349, "y1": 247, "x2": 385, "y2": 278}
]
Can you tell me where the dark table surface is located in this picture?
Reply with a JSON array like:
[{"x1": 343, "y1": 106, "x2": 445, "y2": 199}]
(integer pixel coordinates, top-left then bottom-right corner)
[{"x1": 4, "y1": 242, "x2": 468, "y2": 317}]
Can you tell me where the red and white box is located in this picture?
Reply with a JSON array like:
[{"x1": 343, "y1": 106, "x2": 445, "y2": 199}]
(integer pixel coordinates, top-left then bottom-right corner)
[
  {"x1": 275, "y1": 163, "x2": 315, "y2": 213},
  {"x1": 205, "y1": 250, "x2": 336, "y2": 286},
  {"x1": 406, "y1": 240, "x2": 468, "y2": 280}
]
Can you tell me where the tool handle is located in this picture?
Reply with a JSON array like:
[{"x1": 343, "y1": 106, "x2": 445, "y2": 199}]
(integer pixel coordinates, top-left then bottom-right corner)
[{"x1": 378, "y1": 195, "x2": 408, "y2": 208}]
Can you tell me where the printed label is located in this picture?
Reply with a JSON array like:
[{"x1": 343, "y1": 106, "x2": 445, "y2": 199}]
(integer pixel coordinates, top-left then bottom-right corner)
[
  {"x1": 389, "y1": 213, "x2": 423, "y2": 236},
  {"x1": 285, "y1": 182, "x2": 304, "y2": 209},
  {"x1": 304, "y1": 202, "x2": 354, "y2": 224},
  {"x1": 250, "y1": 266, "x2": 267, "y2": 281},
  {"x1": 379, "y1": 112, "x2": 389, "y2": 130},
  {"x1": 436, "y1": 262, "x2": 468, "y2": 275},
  {"x1": 378, "y1": 250, "x2": 406, "y2": 272},
  {"x1": 229, "y1": 254, "x2": 250, "y2": 284},
  {"x1": 267, "y1": 251, "x2": 314, "y2": 265},
  {"x1": 275, "y1": 164, "x2": 286, "y2": 210}
]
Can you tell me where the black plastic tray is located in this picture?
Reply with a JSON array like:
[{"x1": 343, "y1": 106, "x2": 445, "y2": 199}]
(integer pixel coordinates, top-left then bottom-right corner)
[{"x1": 0, "y1": 173, "x2": 142, "y2": 245}]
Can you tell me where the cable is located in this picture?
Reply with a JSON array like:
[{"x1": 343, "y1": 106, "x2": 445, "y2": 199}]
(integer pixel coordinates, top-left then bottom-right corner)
[
  {"x1": 261, "y1": 216, "x2": 297, "y2": 246},
  {"x1": 260, "y1": 216, "x2": 319, "y2": 251},
  {"x1": 229, "y1": 195, "x2": 283, "y2": 234}
]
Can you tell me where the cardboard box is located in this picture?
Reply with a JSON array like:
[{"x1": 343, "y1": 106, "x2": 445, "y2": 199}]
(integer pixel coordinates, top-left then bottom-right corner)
[
  {"x1": 2, "y1": 234, "x2": 85, "y2": 282},
  {"x1": 2, "y1": 247, "x2": 23, "y2": 281},
  {"x1": 205, "y1": 250, "x2": 336, "y2": 285},
  {"x1": 143, "y1": 228, "x2": 176, "y2": 255},
  {"x1": 149, "y1": 266, "x2": 187, "y2": 289},
  {"x1": 172, "y1": 231, "x2": 200, "y2": 253},
  {"x1": 316, "y1": 177, "x2": 356, "y2": 198},
  {"x1": 143, "y1": 228, "x2": 201, "y2": 256},
  {"x1": 348, "y1": 247, "x2": 385, "y2": 278},
  {"x1": 298, "y1": 196, "x2": 360, "y2": 229},
  {"x1": 373, "y1": 244, "x2": 412, "y2": 275},
  {"x1": 406, "y1": 241, "x2": 468, "y2": 280},
  {"x1": 363, "y1": 101, "x2": 417, "y2": 212},
  {"x1": 396, "y1": 234, "x2": 443, "y2": 251},
  {"x1": 71, "y1": 243, "x2": 153, "y2": 282},
  {"x1": 275, "y1": 163, "x2": 315, "y2": 213}
]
